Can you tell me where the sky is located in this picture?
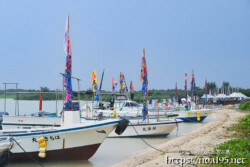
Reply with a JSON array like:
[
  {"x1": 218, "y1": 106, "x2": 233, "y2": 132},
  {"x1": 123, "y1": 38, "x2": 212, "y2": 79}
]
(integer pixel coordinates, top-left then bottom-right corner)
[{"x1": 0, "y1": 0, "x2": 250, "y2": 91}]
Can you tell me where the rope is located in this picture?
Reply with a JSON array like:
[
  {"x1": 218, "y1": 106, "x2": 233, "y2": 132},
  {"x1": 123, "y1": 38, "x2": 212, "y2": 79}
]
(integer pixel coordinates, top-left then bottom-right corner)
[
  {"x1": 128, "y1": 121, "x2": 179, "y2": 154},
  {"x1": 10, "y1": 138, "x2": 44, "y2": 167},
  {"x1": 0, "y1": 138, "x2": 15, "y2": 166},
  {"x1": 175, "y1": 118, "x2": 179, "y2": 137}
]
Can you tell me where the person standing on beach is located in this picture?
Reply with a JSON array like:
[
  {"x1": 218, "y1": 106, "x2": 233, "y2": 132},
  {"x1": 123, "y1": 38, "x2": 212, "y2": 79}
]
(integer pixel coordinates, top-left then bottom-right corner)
[{"x1": 110, "y1": 94, "x2": 115, "y2": 109}]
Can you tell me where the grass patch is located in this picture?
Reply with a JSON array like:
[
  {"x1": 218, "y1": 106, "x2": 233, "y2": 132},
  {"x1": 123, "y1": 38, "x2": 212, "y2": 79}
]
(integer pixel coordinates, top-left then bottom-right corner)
[
  {"x1": 207, "y1": 114, "x2": 250, "y2": 167},
  {"x1": 229, "y1": 115, "x2": 250, "y2": 138},
  {"x1": 211, "y1": 137, "x2": 250, "y2": 166},
  {"x1": 239, "y1": 101, "x2": 250, "y2": 111}
]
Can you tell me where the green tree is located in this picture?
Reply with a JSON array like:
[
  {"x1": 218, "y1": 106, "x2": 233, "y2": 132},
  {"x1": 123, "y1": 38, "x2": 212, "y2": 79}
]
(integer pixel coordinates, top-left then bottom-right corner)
[{"x1": 222, "y1": 81, "x2": 230, "y2": 87}]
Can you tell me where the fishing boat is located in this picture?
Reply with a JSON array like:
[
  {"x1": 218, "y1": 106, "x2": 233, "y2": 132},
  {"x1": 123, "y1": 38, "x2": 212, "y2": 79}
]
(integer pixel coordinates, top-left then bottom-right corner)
[
  {"x1": 171, "y1": 108, "x2": 211, "y2": 122},
  {"x1": 0, "y1": 117, "x2": 126, "y2": 160},
  {"x1": 108, "y1": 118, "x2": 180, "y2": 137},
  {"x1": 149, "y1": 101, "x2": 212, "y2": 122}
]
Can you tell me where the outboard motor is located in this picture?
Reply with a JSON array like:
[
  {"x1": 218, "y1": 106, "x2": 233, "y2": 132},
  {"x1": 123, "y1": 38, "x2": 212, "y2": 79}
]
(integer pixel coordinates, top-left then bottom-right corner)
[{"x1": 115, "y1": 119, "x2": 129, "y2": 135}]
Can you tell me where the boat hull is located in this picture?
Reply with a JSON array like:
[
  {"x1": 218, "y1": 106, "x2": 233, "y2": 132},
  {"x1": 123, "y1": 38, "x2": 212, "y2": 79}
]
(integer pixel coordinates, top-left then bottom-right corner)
[
  {"x1": 177, "y1": 116, "x2": 207, "y2": 122},
  {"x1": 13, "y1": 143, "x2": 101, "y2": 160},
  {"x1": 174, "y1": 109, "x2": 211, "y2": 122},
  {"x1": 1, "y1": 120, "x2": 118, "y2": 160},
  {"x1": 108, "y1": 120, "x2": 177, "y2": 137}
]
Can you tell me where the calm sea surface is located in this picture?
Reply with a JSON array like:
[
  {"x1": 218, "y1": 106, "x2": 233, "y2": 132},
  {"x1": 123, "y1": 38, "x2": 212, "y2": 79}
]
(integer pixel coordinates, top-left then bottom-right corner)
[{"x1": 0, "y1": 99, "x2": 213, "y2": 167}]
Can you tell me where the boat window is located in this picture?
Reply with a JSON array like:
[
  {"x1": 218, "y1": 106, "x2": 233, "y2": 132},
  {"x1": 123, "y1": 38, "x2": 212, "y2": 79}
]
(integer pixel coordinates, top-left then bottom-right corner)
[
  {"x1": 23, "y1": 127, "x2": 31, "y2": 129},
  {"x1": 131, "y1": 102, "x2": 140, "y2": 107},
  {"x1": 124, "y1": 103, "x2": 130, "y2": 107},
  {"x1": 116, "y1": 95, "x2": 128, "y2": 100}
]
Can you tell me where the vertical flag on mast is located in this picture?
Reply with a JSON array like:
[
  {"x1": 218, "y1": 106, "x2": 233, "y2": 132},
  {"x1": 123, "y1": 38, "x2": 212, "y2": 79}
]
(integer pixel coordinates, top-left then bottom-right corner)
[
  {"x1": 39, "y1": 88, "x2": 42, "y2": 112},
  {"x1": 130, "y1": 80, "x2": 134, "y2": 93},
  {"x1": 205, "y1": 78, "x2": 207, "y2": 104},
  {"x1": 190, "y1": 71, "x2": 194, "y2": 96},
  {"x1": 140, "y1": 48, "x2": 148, "y2": 120},
  {"x1": 120, "y1": 73, "x2": 127, "y2": 94},
  {"x1": 185, "y1": 72, "x2": 188, "y2": 103},
  {"x1": 112, "y1": 77, "x2": 117, "y2": 93},
  {"x1": 91, "y1": 70, "x2": 100, "y2": 101},
  {"x1": 64, "y1": 14, "x2": 73, "y2": 110},
  {"x1": 123, "y1": 74, "x2": 128, "y2": 92},
  {"x1": 175, "y1": 82, "x2": 177, "y2": 96},
  {"x1": 192, "y1": 72, "x2": 197, "y2": 102}
]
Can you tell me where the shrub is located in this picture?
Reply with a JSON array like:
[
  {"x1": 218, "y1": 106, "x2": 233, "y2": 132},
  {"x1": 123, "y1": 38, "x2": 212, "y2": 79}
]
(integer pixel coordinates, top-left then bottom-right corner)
[{"x1": 239, "y1": 101, "x2": 250, "y2": 111}]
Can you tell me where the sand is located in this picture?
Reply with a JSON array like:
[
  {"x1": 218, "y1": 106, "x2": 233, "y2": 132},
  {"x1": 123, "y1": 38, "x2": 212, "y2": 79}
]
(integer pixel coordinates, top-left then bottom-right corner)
[{"x1": 112, "y1": 109, "x2": 247, "y2": 167}]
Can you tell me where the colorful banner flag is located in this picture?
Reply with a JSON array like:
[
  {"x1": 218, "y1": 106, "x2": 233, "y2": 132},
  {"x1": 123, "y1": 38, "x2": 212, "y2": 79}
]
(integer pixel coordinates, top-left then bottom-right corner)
[
  {"x1": 185, "y1": 72, "x2": 188, "y2": 103},
  {"x1": 112, "y1": 77, "x2": 117, "y2": 93},
  {"x1": 140, "y1": 48, "x2": 148, "y2": 120},
  {"x1": 163, "y1": 100, "x2": 167, "y2": 109},
  {"x1": 190, "y1": 72, "x2": 194, "y2": 96},
  {"x1": 175, "y1": 82, "x2": 177, "y2": 96},
  {"x1": 130, "y1": 80, "x2": 134, "y2": 93},
  {"x1": 120, "y1": 73, "x2": 127, "y2": 94},
  {"x1": 205, "y1": 79, "x2": 207, "y2": 103},
  {"x1": 192, "y1": 71, "x2": 197, "y2": 102},
  {"x1": 64, "y1": 14, "x2": 73, "y2": 110},
  {"x1": 123, "y1": 75, "x2": 128, "y2": 92},
  {"x1": 91, "y1": 70, "x2": 100, "y2": 101},
  {"x1": 193, "y1": 78, "x2": 196, "y2": 96},
  {"x1": 205, "y1": 79, "x2": 207, "y2": 94},
  {"x1": 64, "y1": 14, "x2": 69, "y2": 54}
]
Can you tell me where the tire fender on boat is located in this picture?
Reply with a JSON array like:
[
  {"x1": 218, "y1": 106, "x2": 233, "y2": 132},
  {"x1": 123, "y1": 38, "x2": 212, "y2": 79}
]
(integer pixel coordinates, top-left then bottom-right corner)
[{"x1": 115, "y1": 119, "x2": 129, "y2": 135}]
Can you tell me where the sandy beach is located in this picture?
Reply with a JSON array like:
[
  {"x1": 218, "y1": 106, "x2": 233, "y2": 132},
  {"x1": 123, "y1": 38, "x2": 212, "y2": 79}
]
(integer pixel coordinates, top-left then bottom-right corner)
[{"x1": 112, "y1": 109, "x2": 247, "y2": 167}]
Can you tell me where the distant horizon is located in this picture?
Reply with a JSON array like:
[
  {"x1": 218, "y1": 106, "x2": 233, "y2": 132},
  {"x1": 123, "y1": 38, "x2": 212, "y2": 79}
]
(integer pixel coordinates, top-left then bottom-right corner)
[{"x1": 0, "y1": 84, "x2": 248, "y2": 92}]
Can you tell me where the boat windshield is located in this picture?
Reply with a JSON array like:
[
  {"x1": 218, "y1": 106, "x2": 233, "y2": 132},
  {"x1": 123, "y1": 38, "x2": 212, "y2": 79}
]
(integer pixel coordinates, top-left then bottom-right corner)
[
  {"x1": 124, "y1": 102, "x2": 140, "y2": 108},
  {"x1": 130, "y1": 102, "x2": 140, "y2": 107},
  {"x1": 124, "y1": 102, "x2": 130, "y2": 107},
  {"x1": 116, "y1": 95, "x2": 128, "y2": 101}
]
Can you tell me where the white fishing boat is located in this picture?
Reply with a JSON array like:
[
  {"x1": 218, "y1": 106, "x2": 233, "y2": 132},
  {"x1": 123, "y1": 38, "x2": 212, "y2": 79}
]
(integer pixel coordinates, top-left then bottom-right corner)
[
  {"x1": 0, "y1": 114, "x2": 125, "y2": 160},
  {"x1": 108, "y1": 118, "x2": 180, "y2": 137},
  {"x1": 2, "y1": 113, "x2": 179, "y2": 138},
  {"x1": 171, "y1": 109, "x2": 211, "y2": 122}
]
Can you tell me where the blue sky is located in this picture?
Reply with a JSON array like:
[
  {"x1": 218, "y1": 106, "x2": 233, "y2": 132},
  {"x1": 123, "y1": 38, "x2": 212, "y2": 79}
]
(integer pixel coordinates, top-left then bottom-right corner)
[{"x1": 0, "y1": 0, "x2": 249, "y2": 91}]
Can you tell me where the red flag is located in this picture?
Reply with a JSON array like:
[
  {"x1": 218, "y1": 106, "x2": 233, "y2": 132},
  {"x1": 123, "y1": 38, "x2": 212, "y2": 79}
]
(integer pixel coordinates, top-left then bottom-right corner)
[
  {"x1": 130, "y1": 80, "x2": 134, "y2": 93},
  {"x1": 175, "y1": 82, "x2": 177, "y2": 96},
  {"x1": 39, "y1": 88, "x2": 42, "y2": 112}
]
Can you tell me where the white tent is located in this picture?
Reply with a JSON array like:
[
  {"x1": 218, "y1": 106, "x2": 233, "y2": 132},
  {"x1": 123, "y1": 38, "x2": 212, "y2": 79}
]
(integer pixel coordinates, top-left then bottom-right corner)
[
  {"x1": 216, "y1": 94, "x2": 229, "y2": 99},
  {"x1": 181, "y1": 95, "x2": 191, "y2": 102},
  {"x1": 229, "y1": 92, "x2": 248, "y2": 99},
  {"x1": 201, "y1": 94, "x2": 214, "y2": 99}
]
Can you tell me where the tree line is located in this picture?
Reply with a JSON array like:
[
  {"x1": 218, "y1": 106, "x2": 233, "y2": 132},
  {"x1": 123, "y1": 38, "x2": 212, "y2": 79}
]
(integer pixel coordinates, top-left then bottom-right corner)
[{"x1": 0, "y1": 83, "x2": 249, "y2": 103}]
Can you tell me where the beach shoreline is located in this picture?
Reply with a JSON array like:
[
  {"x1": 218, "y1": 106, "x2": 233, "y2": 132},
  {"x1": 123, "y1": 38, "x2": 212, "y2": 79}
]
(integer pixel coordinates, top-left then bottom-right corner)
[{"x1": 112, "y1": 109, "x2": 247, "y2": 167}]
